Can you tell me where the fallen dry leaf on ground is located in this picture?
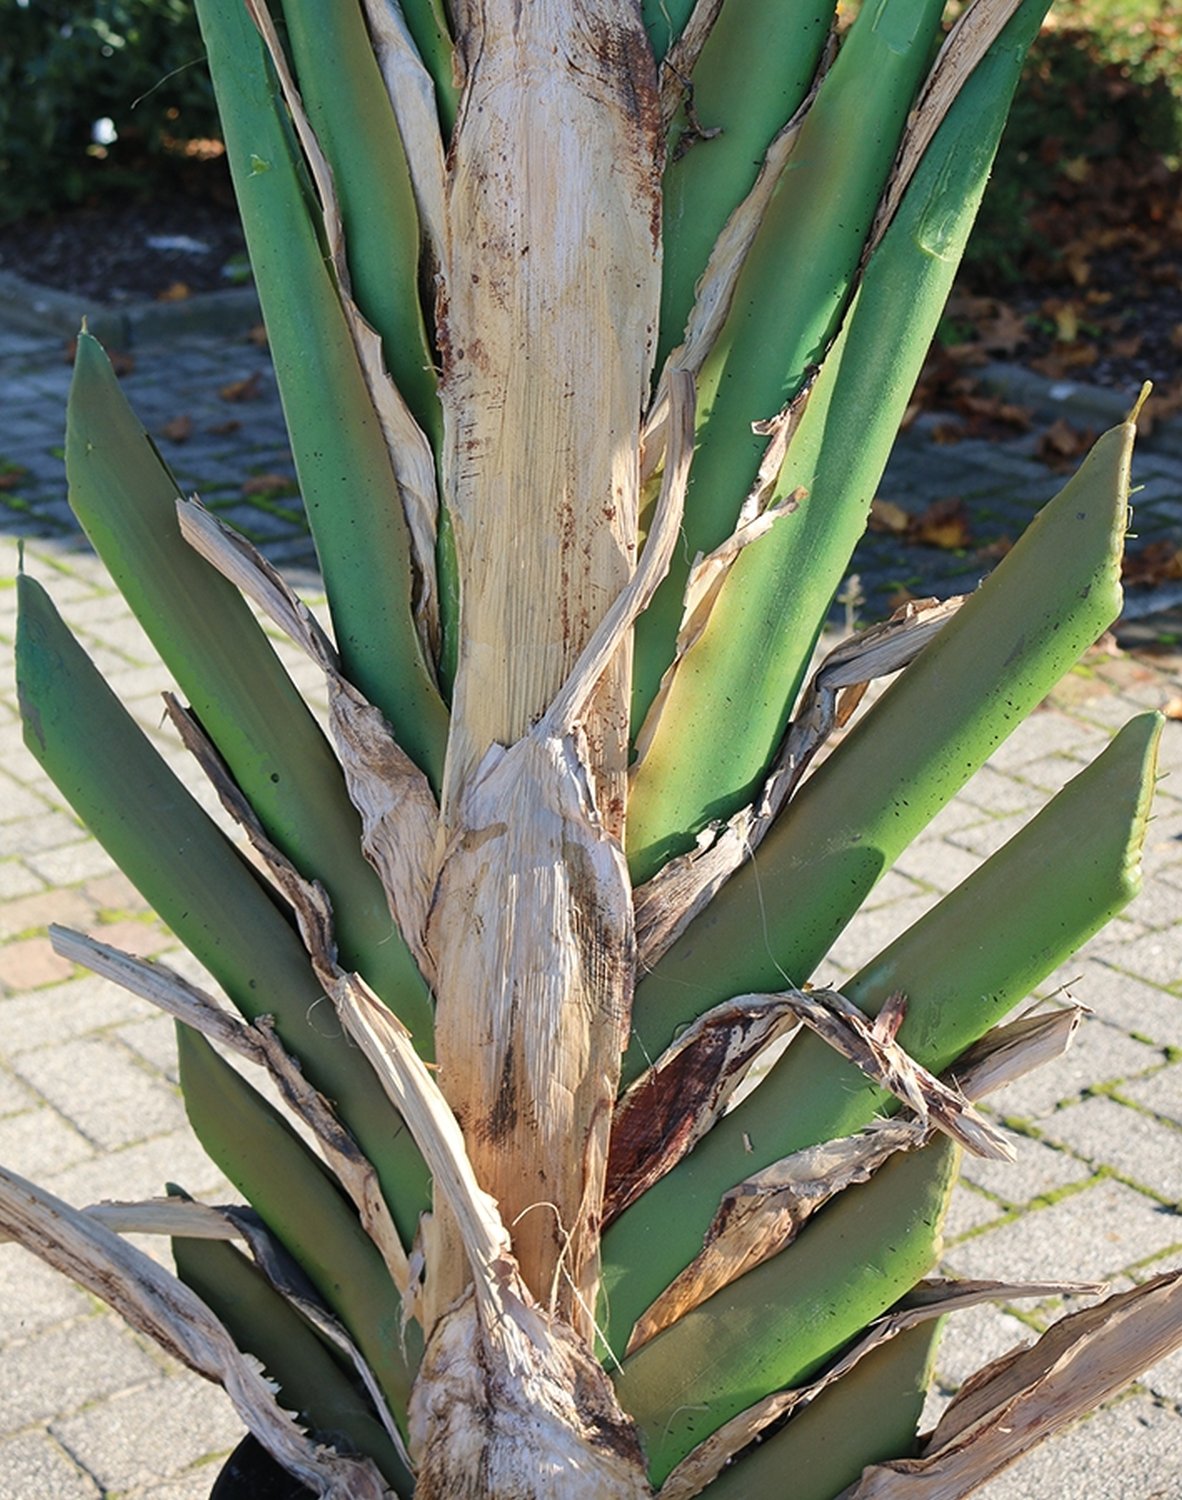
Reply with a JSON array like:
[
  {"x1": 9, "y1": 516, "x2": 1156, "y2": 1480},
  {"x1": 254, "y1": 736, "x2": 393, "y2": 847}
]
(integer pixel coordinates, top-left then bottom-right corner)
[
  {"x1": 219, "y1": 371, "x2": 264, "y2": 403},
  {"x1": 870, "y1": 497, "x2": 971, "y2": 551},
  {"x1": 1035, "y1": 418, "x2": 1095, "y2": 469},
  {"x1": 242, "y1": 472, "x2": 296, "y2": 498},
  {"x1": 159, "y1": 414, "x2": 193, "y2": 444},
  {"x1": 156, "y1": 282, "x2": 191, "y2": 303},
  {"x1": 1122, "y1": 541, "x2": 1182, "y2": 589}
]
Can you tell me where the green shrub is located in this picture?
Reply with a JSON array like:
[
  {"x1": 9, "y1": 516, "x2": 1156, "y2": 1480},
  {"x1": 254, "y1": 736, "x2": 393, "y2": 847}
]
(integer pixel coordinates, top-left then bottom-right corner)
[{"x1": 0, "y1": 0, "x2": 220, "y2": 223}]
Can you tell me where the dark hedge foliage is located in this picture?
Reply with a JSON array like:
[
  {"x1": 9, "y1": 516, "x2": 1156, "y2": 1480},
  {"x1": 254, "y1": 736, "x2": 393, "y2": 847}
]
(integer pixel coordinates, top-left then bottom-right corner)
[{"x1": 0, "y1": 1, "x2": 221, "y2": 223}]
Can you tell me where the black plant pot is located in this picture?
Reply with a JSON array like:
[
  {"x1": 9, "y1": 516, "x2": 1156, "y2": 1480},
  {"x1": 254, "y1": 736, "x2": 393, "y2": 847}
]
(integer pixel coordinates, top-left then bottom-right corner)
[{"x1": 209, "y1": 1434, "x2": 317, "y2": 1499}]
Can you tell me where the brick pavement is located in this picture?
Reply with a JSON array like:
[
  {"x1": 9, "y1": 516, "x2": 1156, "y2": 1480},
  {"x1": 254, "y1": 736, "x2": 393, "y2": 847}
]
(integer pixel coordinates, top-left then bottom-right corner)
[{"x1": 0, "y1": 319, "x2": 1179, "y2": 1497}]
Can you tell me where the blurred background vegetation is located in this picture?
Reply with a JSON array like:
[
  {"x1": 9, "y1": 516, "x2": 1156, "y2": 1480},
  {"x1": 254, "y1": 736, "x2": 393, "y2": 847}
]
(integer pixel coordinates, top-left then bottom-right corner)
[
  {"x1": 0, "y1": 0, "x2": 219, "y2": 224},
  {"x1": 0, "y1": 0, "x2": 1178, "y2": 293}
]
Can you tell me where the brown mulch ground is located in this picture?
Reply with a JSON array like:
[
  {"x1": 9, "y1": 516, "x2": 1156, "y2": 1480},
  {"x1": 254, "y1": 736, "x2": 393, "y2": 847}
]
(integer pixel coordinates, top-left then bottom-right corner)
[{"x1": 0, "y1": 181, "x2": 246, "y2": 306}]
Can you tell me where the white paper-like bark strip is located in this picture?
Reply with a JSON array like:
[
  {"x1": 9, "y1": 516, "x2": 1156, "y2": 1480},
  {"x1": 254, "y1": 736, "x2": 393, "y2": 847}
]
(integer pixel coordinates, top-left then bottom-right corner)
[
  {"x1": 635, "y1": 595, "x2": 964, "y2": 966},
  {"x1": 866, "y1": 0, "x2": 1025, "y2": 259},
  {"x1": 847, "y1": 1270, "x2": 1182, "y2": 1500},
  {"x1": 49, "y1": 922, "x2": 412, "y2": 1298},
  {"x1": 243, "y1": 0, "x2": 443, "y2": 662},
  {"x1": 0, "y1": 1167, "x2": 392, "y2": 1499},
  {"x1": 326, "y1": 962, "x2": 648, "y2": 1500},
  {"x1": 657, "y1": 1275, "x2": 1108, "y2": 1500},
  {"x1": 178, "y1": 499, "x2": 439, "y2": 978},
  {"x1": 626, "y1": 1006, "x2": 1078, "y2": 1352},
  {"x1": 360, "y1": 0, "x2": 449, "y2": 272},
  {"x1": 542, "y1": 370, "x2": 694, "y2": 737}
]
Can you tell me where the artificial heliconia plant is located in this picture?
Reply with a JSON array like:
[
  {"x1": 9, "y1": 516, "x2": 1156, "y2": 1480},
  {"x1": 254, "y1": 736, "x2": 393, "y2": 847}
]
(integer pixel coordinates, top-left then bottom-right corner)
[{"x1": 3, "y1": 0, "x2": 1181, "y2": 1495}]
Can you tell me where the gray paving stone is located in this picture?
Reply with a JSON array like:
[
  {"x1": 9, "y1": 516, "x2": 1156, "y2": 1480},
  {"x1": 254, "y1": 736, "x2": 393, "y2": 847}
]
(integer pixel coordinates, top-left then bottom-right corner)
[
  {"x1": 1043, "y1": 1093, "x2": 1182, "y2": 1199},
  {"x1": 13, "y1": 1037, "x2": 184, "y2": 1151},
  {"x1": 956, "y1": 762, "x2": 1047, "y2": 816},
  {"x1": 825, "y1": 893, "x2": 939, "y2": 973},
  {"x1": 891, "y1": 836, "x2": 983, "y2": 895},
  {"x1": 1097, "y1": 930, "x2": 1182, "y2": 991},
  {"x1": 986, "y1": 710, "x2": 1111, "y2": 770},
  {"x1": 117, "y1": 1015, "x2": 180, "y2": 1083},
  {"x1": 859, "y1": 867, "x2": 928, "y2": 910},
  {"x1": 944, "y1": 1179, "x2": 1181, "y2": 1285},
  {"x1": 0, "y1": 1106, "x2": 94, "y2": 1178},
  {"x1": 0, "y1": 772, "x2": 51, "y2": 824},
  {"x1": 974, "y1": 1395, "x2": 1180, "y2": 1500},
  {"x1": 0, "y1": 811, "x2": 86, "y2": 860},
  {"x1": 0, "y1": 860, "x2": 44, "y2": 901},
  {"x1": 41, "y1": 1128, "x2": 231, "y2": 1208},
  {"x1": 961, "y1": 1132, "x2": 1094, "y2": 1206},
  {"x1": 139, "y1": 1467, "x2": 237, "y2": 1500},
  {"x1": 0, "y1": 1430, "x2": 101, "y2": 1500},
  {"x1": 933, "y1": 1299, "x2": 1034, "y2": 1390},
  {"x1": 0, "y1": 1063, "x2": 34, "y2": 1118},
  {"x1": 0, "y1": 974, "x2": 156, "y2": 1055},
  {"x1": 0, "y1": 1244, "x2": 92, "y2": 1342},
  {"x1": 1038, "y1": 958, "x2": 1182, "y2": 1045},
  {"x1": 0, "y1": 1315, "x2": 160, "y2": 1433},
  {"x1": 947, "y1": 809, "x2": 1033, "y2": 860},
  {"x1": 1123, "y1": 1067, "x2": 1182, "y2": 1126},
  {"x1": 52, "y1": 1372, "x2": 244, "y2": 1495},
  {"x1": 946, "y1": 1183, "x2": 1008, "y2": 1240},
  {"x1": 986, "y1": 1019, "x2": 1162, "y2": 1121},
  {"x1": 23, "y1": 839, "x2": 117, "y2": 887}
]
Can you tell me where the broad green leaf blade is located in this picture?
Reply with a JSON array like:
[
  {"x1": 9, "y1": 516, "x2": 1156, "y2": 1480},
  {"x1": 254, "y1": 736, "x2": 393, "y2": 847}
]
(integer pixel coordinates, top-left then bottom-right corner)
[
  {"x1": 173, "y1": 1230, "x2": 413, "y2": 1493},
  {"x1": 614, "y1": 1138, "x2": 959, "y2": 1487},
  {"x1": 642, "y1": 0, "x2": 698, "y2": 58},
  {"x1": 656, "y1": 0, "x2": 836, "y2": 377},
  {"x1": 604, "y1": 712, "x2": 1160, "y2": 1355},
  {"x1": 626, "y1": 420, "x2": 1133, "y2": 1081},
  {"x1": 628, "y1": 0, "x2": 1053, "y2": 880},
  {"x1": 178, "y1": 1027, "x2": 417, "y2": 1428},
  {"x1": 66, "y1": 331, "x2": 433, "y2": 1044},
  {"x1": 704, "y1": 1319, "x2": 941, "y2": 1499},
  {"x1": 193, "y1": 0, "x2": 448, "y2": 786},
  {"x1": 279, "y1": 0, "x2": 440, "y2": 442},
  {"x1": 631, "y1": 0, "x2": 947, "y2": 729},
  {"x1": 15, "y1": 576, "x2": 430, "y2": 1243},
  {"x1": 396, "y1": 0, "x2": 459, "y2": 134}
]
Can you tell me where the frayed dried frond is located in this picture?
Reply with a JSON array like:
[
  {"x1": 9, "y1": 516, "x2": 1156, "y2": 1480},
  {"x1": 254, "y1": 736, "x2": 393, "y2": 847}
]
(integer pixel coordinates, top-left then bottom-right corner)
[
  {"x1": 774, "y1": 986, "x2": 1012, "y2": 1160},
  {"x1": 634, "y1": 596, "x2": 963, "y2": 966},
  {"x1": 657, "y1": 1275, "x2": 1107, "y2": 1500},
  {"x1": 49, "y1": 923, "x2": 412, "y2": 1298},
  {"x1": 625, "y1": 999, "x2": 1075, "y2": 1352},
  {"x1": 0, "y1": 1167, "x2": 394, "y2": 1499},
  {"x1": 0, "y1": 1196, "x2": 246, "y2": 1246},
  {"x1": 847, "y1": 1270, "x2": 1182, "y2": 1499},
  {"x1": 606, "y1": 994, "x2": 802, "y2": 1225},
  {"x1": 178, "y1": 500, "x2": 439, "y2": 979}
]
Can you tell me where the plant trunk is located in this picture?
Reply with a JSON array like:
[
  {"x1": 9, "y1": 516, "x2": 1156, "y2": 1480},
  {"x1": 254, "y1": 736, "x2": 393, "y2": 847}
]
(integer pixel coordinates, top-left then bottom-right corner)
[{"x1": 415, "y1": 1, "x2": 661, "y2": 1490}]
